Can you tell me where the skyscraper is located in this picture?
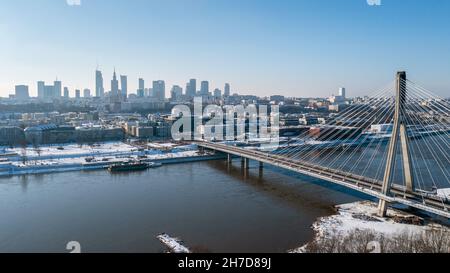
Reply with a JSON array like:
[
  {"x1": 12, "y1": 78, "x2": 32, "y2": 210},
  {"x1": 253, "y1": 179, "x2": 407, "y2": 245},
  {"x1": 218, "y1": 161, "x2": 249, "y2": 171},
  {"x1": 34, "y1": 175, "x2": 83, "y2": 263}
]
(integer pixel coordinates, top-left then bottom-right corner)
[
  {"x1": 224, "y1": 83, "x2": 230, "y2": 97},
  {"x1": 95, "y1": 70, "x2": 104, "y2": 97},
  {"x1": 64, "y1": 87, "x2": 69, "y2": 98},
  {"x1": 120, "y1": 75, "x2": 128, "y2": 100},
  {"x1": 138, "y1": 78, "x2": 145, "y2": 96},
  {"x1": 170, "y1": 85, "x2": 183, "y2": 101},
  {"x1": 185, "y1": 82, "x2": 191, "y2": 98},
  {"x1": 75, "y1": 89, "x2": 81, "y2": 99},
  {"x1": 83, "y1": 89, "x2": 91, "y2": 98},
  {"x1": 213, "y1": 88, "x2": 222, "y2": 99},
  {"x1": 339, "y1": 87, "x2": 346, "y2": 99},
  {"x1": 186, "y1": 79, "x2": 197, "y2": 98},
  {"x1": 15, "y1": 85, "x2": 29, "y2": 100},
  {"x1": 37, "y1": 81, "x2": 45, "y2": 98},
  {"x1": 44, "y1": 85, "x2": 54, "y2": 98},
  {"x1": 111, "y1": 70, "x2": 119, "y2": 99},
  {"x1": 153, "y1": 80, "x2": 166, "y2": 101},
  {"x1": 53, "y1": 80, "x2": 62, "y2": 98},
  {"x1": 200, "y1": 81, "x2": 209, "y2": 96}
]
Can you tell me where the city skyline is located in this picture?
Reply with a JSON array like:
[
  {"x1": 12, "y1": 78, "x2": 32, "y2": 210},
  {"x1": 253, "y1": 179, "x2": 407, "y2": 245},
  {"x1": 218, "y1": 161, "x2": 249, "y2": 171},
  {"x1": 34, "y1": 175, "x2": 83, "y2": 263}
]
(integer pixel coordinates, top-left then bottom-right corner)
[
  {"x1": 1, "y1": 0, "x2": 450, "y2": 98},
  {"x1": 7, "y1": 67, "x2": 240, "y2": 99},
  {"x1": 0, "y1": 1, "x2": 449, "y2": 256}
]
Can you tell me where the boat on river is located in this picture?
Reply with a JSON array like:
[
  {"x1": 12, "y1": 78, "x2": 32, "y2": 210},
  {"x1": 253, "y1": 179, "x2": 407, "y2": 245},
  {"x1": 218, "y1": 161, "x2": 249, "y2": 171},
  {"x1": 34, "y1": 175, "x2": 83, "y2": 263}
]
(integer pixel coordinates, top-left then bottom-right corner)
[{"x1": 108, "y1": 161, "x2": 162, "y2": 172}]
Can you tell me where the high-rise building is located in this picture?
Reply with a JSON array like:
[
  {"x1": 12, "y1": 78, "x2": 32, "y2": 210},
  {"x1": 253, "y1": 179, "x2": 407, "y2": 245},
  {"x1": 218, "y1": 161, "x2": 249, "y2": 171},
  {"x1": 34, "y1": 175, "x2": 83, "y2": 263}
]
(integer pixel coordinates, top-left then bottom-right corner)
[
  {"x1": 37, "y1": 81, "x2": 45, "y2": 98},
  {"x1": 111, "y1": 70, "x2": 119, "y2": 99},
  {"x1": 328, "y1": 87, "x2": 346, "y2": 104},
  {"x1": 120, "y1": 75, "x2": 128, "y2": 100},
  {"x1": 75, "y1": 89, "x2": 81, "y2": 99},
  {"x1": 213, "y1": 88, "x2": 222, "y2": 99},
  {"x1": 137, "y1": 78, "x2": 145, "y2": 96},
  {"x1": 224, "y1": 83, "x2": 230, "y2": 97},
  {"x1": 36, "y1": 81, "x2": 63, "y2": 99},
  {"x1": 200, "y1": 81, "x2": 209, "y2": 96},
  {"x1": 44, "y1": 85, "x2": 54, "y2": 98},
  {"x1": 339, "y1": 87, "x2": 346, "y2": 99},
  {"x1": 15, "y1": 85, "x2": 29, "y2": 100},
  {"x1": 185, "y1": 82, "x2": 191, "y2": 98},
  {"x1": 153, "y1": 80, "x2": 166, "y2": 101},
  {"x1": 186, "y1": 79, "x2": 196, "y2": 98},
  {"x1": 95, "y1": 70, "x2": 104, "y2": 97},
  {"x1": 83, "y1": 89, "x2": 91, "y2": 98},
  {"x1": 190, "y1": 79, "x2": 197, "y2": 96},
  {"x1": 64, "y1": 87, "x2": 69, "y2": 98},
  {"x1": 53, "y1": 80, "x2": 62, "y2": 98},
  {"x1": 170, "y1": 85, "x2": 183, "y2": 101},
  {"x1": 145, "y1": 88, "x2": 153, "y2": 97}
]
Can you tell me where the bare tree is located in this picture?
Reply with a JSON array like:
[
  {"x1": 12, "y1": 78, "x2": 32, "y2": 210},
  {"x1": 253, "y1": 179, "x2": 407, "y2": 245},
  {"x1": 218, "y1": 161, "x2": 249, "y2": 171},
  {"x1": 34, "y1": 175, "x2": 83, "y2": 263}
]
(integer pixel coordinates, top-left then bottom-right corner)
[
  {"x1": 304, "y1": 228, "x2": 450, "y2": 253},
  {"x1": 32, "y1": 140, "x2": 41, "y2": 157},
  {"x1": 19, "y1": 140, "x2": 28, "y2": 165}
]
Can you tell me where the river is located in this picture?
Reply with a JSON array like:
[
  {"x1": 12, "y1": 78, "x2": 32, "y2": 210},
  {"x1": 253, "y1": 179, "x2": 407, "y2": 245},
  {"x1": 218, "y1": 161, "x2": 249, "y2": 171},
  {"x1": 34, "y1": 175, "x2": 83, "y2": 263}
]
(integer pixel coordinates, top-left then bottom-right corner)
[{"x1": 0, "y1": 160, "x2": 361, "y2": 253}]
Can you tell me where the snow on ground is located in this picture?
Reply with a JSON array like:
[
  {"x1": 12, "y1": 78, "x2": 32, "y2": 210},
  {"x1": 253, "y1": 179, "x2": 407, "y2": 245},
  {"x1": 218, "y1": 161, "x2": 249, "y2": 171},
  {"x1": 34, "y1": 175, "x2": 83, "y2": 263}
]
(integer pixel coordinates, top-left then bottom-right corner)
[
  {"x1": 0, "y1": 142, "x2": 207, "y2": 176},
  {"x1": 314, "y1": 201, "x2": 426, "y2": 236},
  {"x1": 4, "y1": 142, "x2": 137, "y2": 158},
  {"x1": 1, "y1": 142, "x2": 199, "y2": 163},
  {"x1": 10, "y1": 150, "x2": 200, "y2": 168},
  {"x1": 157, "y1": 233, "x2": 191, "y2": 253},
  {"x1": 290, "y1": 200, "x2": 450, "y2": 253},
  {"x1": 437, "y1": 188, "x2": 450, "y2": 199},
  {"x1": 147, "y1": 143, "x2": 178, "y2": 149}
]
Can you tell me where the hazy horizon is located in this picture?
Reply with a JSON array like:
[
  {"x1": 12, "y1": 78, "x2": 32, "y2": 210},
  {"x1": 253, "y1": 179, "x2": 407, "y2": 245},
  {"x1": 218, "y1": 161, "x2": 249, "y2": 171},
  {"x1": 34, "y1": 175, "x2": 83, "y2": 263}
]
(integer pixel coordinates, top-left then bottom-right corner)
[{"x1": 1, "y1": 0, "x2": 450, "y2": 98}]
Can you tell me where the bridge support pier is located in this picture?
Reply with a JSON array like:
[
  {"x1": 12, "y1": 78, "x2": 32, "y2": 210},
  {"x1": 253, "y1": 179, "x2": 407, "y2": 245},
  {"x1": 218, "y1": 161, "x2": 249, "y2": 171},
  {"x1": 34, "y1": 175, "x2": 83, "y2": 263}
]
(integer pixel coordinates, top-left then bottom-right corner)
[
  {"x1": 240, "y1": 157, "x2": 249, "y2": 178},
  {"x1": 378, "y1": 71, "x2": 415, "y2": 217},
  {"x1": 244, "y1": 158, "x2": 250, "y2": 170},
  {"x1": 378, "y1": 199, "x2": 390, "y2": 218},
  {"x1": 227, "y1": 154, "x2": 233, "y2": 164},
  {"x1": 258, "y1": 162, "x2": 264, "y2": 177}
]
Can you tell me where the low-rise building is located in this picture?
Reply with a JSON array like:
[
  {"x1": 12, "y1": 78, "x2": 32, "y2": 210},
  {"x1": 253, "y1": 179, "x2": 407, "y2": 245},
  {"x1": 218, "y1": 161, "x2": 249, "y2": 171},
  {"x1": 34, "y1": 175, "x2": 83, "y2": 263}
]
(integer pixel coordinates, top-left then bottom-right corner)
[
  {"x1": 24, "y1": 124, "x2": 124, "y2": 144},
  {"x1": 0, "y1": 126, "x2": 25, "y2": 146},
  {"x1": 155, "y1": 126, "x2": 171, "y2": 138},
  {"x1": 136, "y1": 127, "x2": 154, "y2": 139}
]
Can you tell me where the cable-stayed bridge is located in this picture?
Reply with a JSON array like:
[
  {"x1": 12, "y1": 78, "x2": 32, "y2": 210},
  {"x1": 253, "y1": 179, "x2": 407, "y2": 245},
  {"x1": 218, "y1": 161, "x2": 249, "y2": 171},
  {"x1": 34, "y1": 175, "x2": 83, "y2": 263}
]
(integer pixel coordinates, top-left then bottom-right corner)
[{"x1": 197, "y1": 72, "x2": 450, "y2": 218}]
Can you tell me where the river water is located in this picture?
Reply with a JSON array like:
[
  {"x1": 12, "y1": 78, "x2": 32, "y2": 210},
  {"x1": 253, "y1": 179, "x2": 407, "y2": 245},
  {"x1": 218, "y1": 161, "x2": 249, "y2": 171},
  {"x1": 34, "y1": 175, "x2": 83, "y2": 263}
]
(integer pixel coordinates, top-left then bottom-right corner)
[{"x1": 0, "y1": 160, "x2": 360, "y2": 253}]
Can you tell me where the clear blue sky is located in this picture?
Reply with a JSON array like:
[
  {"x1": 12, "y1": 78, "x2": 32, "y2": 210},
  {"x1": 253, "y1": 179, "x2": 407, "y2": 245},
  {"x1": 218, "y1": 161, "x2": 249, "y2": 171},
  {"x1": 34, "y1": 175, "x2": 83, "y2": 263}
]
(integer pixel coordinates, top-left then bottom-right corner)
[{"x1": 1, "y1": 0, "x2": 450, "y2": 97}]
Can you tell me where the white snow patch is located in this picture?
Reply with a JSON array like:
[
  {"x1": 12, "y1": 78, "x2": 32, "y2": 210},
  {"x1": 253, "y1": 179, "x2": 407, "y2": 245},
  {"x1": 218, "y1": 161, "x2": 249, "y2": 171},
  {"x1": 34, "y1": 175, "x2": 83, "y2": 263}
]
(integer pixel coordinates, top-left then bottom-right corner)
[
  {"x1": 437, "y1": 188, "x2": 450, "y2": 199},
  {"x1": 0, "y1": 142, "x2": 206, "y2": 176},
  {"x1": 289, "y1": 201, "x2": 449, "y2": 253},
  {"x1": 157, "y1": 233, "x2": 191, "y2": 253}
]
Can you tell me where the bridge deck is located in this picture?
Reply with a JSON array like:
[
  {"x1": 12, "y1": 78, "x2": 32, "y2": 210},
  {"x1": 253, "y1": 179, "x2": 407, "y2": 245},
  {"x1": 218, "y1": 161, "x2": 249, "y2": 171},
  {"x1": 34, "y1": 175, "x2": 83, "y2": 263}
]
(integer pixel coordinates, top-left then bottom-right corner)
[{"x1": 197, "y1": 142, "x2": 450, "y2": 219}]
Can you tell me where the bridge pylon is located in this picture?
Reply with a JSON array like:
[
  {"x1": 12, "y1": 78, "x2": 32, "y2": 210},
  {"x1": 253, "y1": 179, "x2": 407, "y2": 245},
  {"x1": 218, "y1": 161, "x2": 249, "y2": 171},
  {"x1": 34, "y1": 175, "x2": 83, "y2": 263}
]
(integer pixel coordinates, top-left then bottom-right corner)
[{"x1": 378, "y1": 71, "x2": 415, "y2": 217}]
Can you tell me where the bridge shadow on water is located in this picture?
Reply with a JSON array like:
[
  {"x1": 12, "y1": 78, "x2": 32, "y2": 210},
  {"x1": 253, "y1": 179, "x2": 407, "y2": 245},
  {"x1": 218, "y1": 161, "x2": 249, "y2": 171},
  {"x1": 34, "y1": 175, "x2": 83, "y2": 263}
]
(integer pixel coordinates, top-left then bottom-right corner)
[
  {"x1": 203, "y1": 159, "x2": 368, "y2": 214},
  {"x1": 204, "y1": 159, "x2": 450, "y2": 224}
]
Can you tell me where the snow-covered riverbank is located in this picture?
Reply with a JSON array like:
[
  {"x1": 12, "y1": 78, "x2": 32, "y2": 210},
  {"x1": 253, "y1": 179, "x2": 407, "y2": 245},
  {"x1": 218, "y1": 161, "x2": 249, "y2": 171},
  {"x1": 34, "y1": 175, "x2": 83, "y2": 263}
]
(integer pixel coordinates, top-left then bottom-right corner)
[
  {"x1": 0, "y1": 142, "x2": 222, "y2": 177},
  {"x1": 290, "y1": 201, "x2": 450, "y2": 253}
]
